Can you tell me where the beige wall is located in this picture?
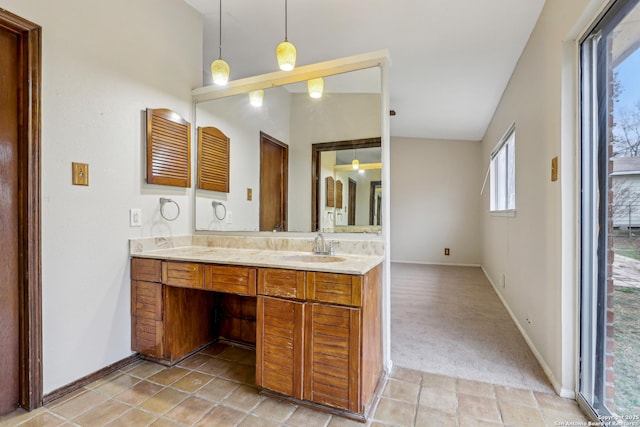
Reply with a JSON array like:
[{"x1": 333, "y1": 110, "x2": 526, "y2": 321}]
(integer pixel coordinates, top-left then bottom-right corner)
[
  {"x1": 480, "y1": 0, "x2": 607, "y2": 397},
  {"x1": 0, "y1": 0, "x2": 202, "y2": 393},
  {"x1": 390, "y1": 137, "x2": 482, "y2": 265}
]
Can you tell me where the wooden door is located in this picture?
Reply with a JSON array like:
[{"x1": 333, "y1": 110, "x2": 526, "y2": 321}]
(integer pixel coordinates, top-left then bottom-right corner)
[
  {"x1": 348, "y1": 178, "x2": 357, "y2": 225},
  {"x1": 256, "y1": 296, "x2": 304, "y2": 398},
  {"x1": 260, "y1": 132, "x2": 288, "y2": 231},
  {"x1": 304, "y1": 304, "x2": 361, "y2": 412},
  {"x1": 0, "y1": 10, "x2": 42, "y2": 412},
  {"x1": 0, "y1": 24, "x2": 21, "y2": 415}
]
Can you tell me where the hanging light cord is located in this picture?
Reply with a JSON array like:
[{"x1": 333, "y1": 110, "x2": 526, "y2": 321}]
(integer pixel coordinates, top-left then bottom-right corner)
[
  {"x1": 284, "y1": 0, "x2": 288, "y2": 41},
  {"x1": 218, "y1": 0, "x2": 223, "y2": 59}
]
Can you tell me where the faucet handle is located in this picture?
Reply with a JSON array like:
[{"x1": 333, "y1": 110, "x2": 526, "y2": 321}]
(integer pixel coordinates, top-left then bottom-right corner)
[{"x1": 328, "y1": 240, "x2": 335, "y2": 255}]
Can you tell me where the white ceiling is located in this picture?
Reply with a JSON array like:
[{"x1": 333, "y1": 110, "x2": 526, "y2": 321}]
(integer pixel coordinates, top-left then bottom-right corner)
[{"x1": 183, "y1": 0, "x2": 545, "y2": 141}]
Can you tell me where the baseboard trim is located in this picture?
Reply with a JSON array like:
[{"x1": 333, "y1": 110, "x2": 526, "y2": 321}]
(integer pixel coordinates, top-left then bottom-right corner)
[
  {"x1": 480, "y1": 266, "x2": 572, "y2": 398},
  {"x1": 391, "y1": 259, "x2": 481, "y2": 268},
  {"x1": 42, "y1": 353, "x2": 141, "y2": 405}
]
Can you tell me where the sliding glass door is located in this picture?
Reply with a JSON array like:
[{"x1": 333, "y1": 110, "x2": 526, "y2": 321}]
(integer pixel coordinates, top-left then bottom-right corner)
[{"x1": 580, "y1": 0, "x2": 640, "y2": 422}]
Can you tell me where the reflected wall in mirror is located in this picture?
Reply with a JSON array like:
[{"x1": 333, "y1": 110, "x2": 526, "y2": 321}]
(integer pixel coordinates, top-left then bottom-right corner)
[
  {"x1": 312, "y1": 139, "x2": 382, "y2": 233},
  {"x1": 194, "y1": 67, "x2": 382, "y2": 232}
]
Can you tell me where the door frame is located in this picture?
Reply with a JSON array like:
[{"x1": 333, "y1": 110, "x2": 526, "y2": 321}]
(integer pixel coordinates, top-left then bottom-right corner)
[
  {"x1": 369, "y1": 180, "x2": 382, "y2": 225},
  {"x1": 348, "y1": 178, "x2": 357, "y2": 225},
  {"x1": 259, "y1": 131, "x2": 289, "y2": 231},
  {"x1": 0, "y1": 9, "x2": 43, "y2": 410}
]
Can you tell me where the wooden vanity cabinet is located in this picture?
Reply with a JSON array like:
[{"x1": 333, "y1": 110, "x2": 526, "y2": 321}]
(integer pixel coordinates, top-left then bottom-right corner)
[
  {"x1": 131, "y1": 258, "x2": 216, "y2": 364},
  {"x1": 256, "y1": 265, "x2": 382, "y2": 416}
]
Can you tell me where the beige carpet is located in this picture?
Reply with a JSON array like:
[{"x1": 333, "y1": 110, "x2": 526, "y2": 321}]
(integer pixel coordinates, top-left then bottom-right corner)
[{"x1": 390, "y1": 262, "x2": 554, "y2": 393}]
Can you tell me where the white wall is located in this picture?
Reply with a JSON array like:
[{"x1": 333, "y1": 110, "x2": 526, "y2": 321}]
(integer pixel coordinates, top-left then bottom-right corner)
[
  {"x1": 480, "y1": 0, "x2": 603, "y2": 397},
  {"x1": 391, "y1": 137, "x2": 482, "y2": 265},
  {"x1": 194, "y1": 87, "x2": 291, "y2": 231},
  {"x1": 0, "y1": 0, "x2": 202, "y2": 393}
]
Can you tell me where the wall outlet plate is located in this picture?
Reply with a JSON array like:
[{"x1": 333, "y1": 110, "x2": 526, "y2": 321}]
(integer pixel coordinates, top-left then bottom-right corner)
[{"x1": 130, "y1": 208, "x2": 142, "y2": 227}]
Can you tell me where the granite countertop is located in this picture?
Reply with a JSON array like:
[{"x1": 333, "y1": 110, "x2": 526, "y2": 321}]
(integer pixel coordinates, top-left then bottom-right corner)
[{"x1": 131, "y1": 245, "x2": 384, "y2": 275}]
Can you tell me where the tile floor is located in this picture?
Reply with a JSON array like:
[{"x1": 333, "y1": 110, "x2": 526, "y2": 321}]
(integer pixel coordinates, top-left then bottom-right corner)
[{"x1": 0, "y1": 343, "x2": 590, "y2": 427}]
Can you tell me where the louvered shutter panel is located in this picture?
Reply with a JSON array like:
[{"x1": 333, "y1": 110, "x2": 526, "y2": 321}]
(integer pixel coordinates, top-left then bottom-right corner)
[
  {"x1": 326, "y1": 176, "x2": 335, "y2": 207},
  {"x1": 336, "y1": 180, "x2": 343, "y2": 209},
  {"x1": 197, "y1": 126, "x2": 230, "y2": 193},
  {"x1": 146, "y1": 108, "x2": 191, "y2": 187}
]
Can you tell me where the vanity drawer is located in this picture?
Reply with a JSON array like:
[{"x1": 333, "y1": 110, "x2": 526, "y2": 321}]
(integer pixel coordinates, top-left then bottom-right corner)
[
  {"x1": 205, "y1": 265, "x2": 257, "y2": 296},
  {"x1": 131, "y1": 280, "x2": 163, "y2": 320},
  {"x1": 162, "y1": 261, "x2": 204, "y2": 289},
  {"x1": 131, "y1": 258, "x2": 162, "y2": 282},
  {"x1": 258, "y1": 268, "x2": 305, "y2": 299},
  {"x1": 132, "y1": 316, "x2": 164, "y2": 358},
  {"x1": 306, "y1": 272, "x2": 362, "y2": 307}
]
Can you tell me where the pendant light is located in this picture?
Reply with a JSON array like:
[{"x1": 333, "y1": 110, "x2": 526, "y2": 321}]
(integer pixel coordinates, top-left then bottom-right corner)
[
  {"x1": 307, "y1": 78, "x2": 324, "y2": 99},
  {"x1": 276, "y1": 0, "x2": 296, "y2": 71},
  {"x1": 352, "y1": 149, "x2": 360, "y2": 170},
  {"x1": 249, "y1": 89, "x2": 264, "y2": 107},
  {"x1": 211, "y1": 0, "x2": 230, "y2": 85}
]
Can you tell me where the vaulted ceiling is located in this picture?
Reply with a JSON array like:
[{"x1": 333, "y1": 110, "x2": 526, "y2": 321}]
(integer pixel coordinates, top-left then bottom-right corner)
[{"x1": 183, "y1": 0, "x2": 545, "y2": 141}]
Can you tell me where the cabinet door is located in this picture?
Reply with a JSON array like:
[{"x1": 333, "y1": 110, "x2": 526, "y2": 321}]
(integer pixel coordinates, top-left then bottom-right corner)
[
  {"x1": 131, "y1": 279, "x2": 164, "y2": 357},
  {"x1": 256, "y1": 296, "x2": 304, "y2": 399},
  {"x1": 304, "y1": 303, "x2": 361, "y2": 412},
  {"x1": 131, "y1": 258, "x2": 164, "y2": 358}
]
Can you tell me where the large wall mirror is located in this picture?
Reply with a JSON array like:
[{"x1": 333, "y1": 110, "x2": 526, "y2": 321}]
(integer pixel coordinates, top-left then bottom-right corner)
[{"x1": 193, "y1": 54, "x2": 384, "y2": 233}]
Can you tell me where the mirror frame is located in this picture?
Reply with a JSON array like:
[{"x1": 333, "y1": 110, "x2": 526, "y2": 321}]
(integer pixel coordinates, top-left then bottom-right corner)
[{"x1": 311, "y1": 137, "x2": 381, "y2": 231}]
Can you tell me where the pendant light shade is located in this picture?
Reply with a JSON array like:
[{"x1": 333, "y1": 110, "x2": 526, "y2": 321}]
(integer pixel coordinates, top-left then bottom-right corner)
[
  {"x1": 211, "y1": 59, "x2": 230, "y2": 86},
  {"x1": 249, "y1": 89, "x2": 264, "y2": 107},
  {"x1": 307, "y1": 77, "x2": 324, "y2": 98},
  {"x1": 277, "y1": 41, "x2": 296, "y2": 71},
  {"x1": 352, "y1": 158, "x2": 360, "y2": 170},
  {"x1": 276, "y1": 0, "x2": 296, "y2": 71},
  {"x1": 211, "y1": 0, "x2": 230, "y2": 86}
]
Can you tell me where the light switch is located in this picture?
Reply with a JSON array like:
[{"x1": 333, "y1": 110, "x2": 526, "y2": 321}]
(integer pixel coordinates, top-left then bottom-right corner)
[
  {"x1": 247, "y1": 188, "x2": 252, "y2": 201},
  {"x1": 551, "y1": 156, "x2": 558, "y2": 182},
  {"x1": 72, "y1": 162, "x2": 89, "y2": 186}
]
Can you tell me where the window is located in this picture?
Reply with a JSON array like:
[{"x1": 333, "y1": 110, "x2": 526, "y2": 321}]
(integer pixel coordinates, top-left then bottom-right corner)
[{"x1": 490, "y1": 125, "x2": 516, "y2": 211}]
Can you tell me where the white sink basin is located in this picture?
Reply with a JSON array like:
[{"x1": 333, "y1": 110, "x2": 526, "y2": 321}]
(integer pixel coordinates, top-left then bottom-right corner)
[{"x1": 278, "y1": 254, "x2": 346, "y2": 263}]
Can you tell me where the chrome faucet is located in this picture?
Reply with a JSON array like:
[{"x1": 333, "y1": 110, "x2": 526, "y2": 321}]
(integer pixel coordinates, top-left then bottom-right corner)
[{"x1": 313, "y1": 232, "x2": 334, "y2": 255}]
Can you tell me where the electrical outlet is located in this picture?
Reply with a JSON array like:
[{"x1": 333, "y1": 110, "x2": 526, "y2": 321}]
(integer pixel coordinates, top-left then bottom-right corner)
[
  {"x1": 444, "y1": 248, "x2": 450, "y2": 256},
  {"x1": 130, "y1": 209, "x2": 142, "y2": 227}
]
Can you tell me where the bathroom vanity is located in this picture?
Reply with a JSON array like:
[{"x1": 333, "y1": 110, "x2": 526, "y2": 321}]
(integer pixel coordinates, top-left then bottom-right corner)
[{"x1": 129, "y1": 238, "x2": 384, "y2": 419}]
